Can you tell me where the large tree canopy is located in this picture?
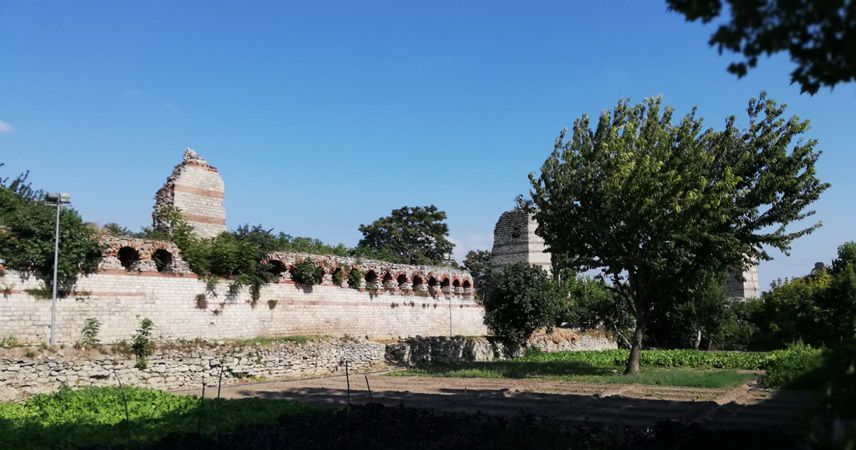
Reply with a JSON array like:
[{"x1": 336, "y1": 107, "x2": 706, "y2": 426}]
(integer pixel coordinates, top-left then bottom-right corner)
[
  {"x1": 357, "y1": 205, "x2": 454, "y2": 265},
  {"x1": 529, "y1": 94, "x2": 828, "y2": 374},
  {"x1": 0, "y1": 167, "x2": 102, "y2": 294},
  {"x1": 668, "y1": 0, "x2": 856, "y2": 94}
]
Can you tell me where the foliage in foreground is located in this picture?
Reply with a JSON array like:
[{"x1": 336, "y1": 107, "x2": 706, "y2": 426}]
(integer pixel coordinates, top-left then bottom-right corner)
[
  {"x1": 0, "y1": 386, "x2": 326, "y2": 449},
  {"x1": 668, "y1": 0, "x2": 855, "y2": 94}
]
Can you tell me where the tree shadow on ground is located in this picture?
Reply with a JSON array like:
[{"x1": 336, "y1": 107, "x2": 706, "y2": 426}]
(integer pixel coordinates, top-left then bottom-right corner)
[{"x1": 410, "y1": 360, "x2": 616, "y2": 378}]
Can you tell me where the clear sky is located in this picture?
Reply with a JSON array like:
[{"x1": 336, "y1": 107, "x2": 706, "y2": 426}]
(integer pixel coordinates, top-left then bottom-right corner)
[{"x1": 1, "y1": 1, "x2": 853, "y2": 290}]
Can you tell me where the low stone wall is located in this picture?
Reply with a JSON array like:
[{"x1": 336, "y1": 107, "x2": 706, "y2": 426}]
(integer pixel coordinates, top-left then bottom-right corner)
[
  {"x1": 385, "y1": 329, "x2": 616, "y2": 366},
  {"x1": 0, "y1": 337, "x2": 385, "y2": 401}
]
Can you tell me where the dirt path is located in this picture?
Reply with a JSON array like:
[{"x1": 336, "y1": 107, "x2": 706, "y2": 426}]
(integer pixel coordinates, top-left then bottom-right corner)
[{"x1": 182, "y1": 373, "x2": 819, "y2": 431}]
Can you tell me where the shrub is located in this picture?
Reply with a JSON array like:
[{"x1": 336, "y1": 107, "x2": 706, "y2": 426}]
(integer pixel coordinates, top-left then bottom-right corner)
[
  {"x1": 519, "y1": 348, "x2": 770, "y2": 370},
  {"x1": 347, "y1": 267, "x2": 363, "y2": 289},
  {"x1": 195, "y1": 294, "x2": 208, "y2": 309},
  {"x1": 823, "y1": 345, "x2": 856, "y2": 419},
  {"x1": 290, "y1": 258, "x2": 324, "y2": 286},
  {"x1": 331, "y1": 268, "x2": 345, "y2": 287},
  {"x1": 759, "y1": 342, "x2": 825, "y2": 388},
  {"x1": 76, "y1": 318, "x2": 100, "y2": 348},
  {"x1": 131, "y1": 318, "x2": 154, "y2": 369},
  {"x1": 483, "y1": 263, "x2": 559, "y2": 348}
]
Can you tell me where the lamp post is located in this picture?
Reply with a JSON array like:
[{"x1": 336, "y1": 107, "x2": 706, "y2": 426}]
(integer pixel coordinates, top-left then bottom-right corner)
[{"x1": 45, "y1": 192, "x2": 71, "y2": 346}]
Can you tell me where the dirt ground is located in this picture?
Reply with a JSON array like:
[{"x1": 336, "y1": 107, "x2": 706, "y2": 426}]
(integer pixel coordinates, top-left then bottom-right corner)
[{"x1": 181, "y1": 372, "x2": 820, "y2": 432}]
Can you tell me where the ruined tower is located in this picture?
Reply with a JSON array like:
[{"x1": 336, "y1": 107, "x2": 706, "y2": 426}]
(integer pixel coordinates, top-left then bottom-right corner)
[
  {"x1": 490, "y1": 209, "x2": 552, "y2": 272},
  {"x1": 153, "y1": 148, "x2": 226, "y2": 238},
  {"x1": 725, "y1": 264, "x2": 761, "y2": 300}
]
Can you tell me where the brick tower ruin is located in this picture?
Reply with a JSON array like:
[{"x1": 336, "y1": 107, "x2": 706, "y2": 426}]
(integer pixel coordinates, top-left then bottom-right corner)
[
  {"x1": 490, "y1": 209, "x2": 552, "y2": 272},
  {"x1": 153, "y1": 148, "x2": 226, "y2": 238},
  {"x1": 489, "y1": 209, "x2": 760, "y2": 300}
]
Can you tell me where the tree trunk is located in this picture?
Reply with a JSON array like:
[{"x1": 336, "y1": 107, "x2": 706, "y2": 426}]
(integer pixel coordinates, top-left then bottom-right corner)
[
  {"x1": 624, "y1": 320, "x2": 645, "y2": 375},
  {"x1": 693, "y1": 329, "x2": 702, "y2": 350}
]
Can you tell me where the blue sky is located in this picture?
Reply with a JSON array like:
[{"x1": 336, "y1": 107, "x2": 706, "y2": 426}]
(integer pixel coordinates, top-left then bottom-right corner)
[{"x1": 1, "y1": 1, "x2": 853, "y2": 290}]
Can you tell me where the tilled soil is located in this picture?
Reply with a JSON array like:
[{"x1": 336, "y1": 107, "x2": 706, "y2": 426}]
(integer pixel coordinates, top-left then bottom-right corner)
[{"x1": 185, "y1": 372, "x2": 820, "y2": 432}]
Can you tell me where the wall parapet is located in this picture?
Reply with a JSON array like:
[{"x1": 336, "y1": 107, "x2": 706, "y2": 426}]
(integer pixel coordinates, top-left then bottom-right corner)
[{"x1": 265, "y1": 252, "x2": 475, "y2": 299}]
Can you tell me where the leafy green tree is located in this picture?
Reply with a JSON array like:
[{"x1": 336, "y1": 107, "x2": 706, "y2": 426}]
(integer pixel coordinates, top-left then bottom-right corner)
[
  {"x1": 819, "y1": 242, "x2": 856, "y2": 344},
  {"x1": 756, "y1": 270, "x2": 831, "y2": 348},
  {"x1": 668, "y1": 0, "x2": 856, "y2": 94},
  {"x1": 483, "y1": 263, "x2": 559, "y2": 350},
  {"x1": 357, "y1": 205, "x2": 454, "y2": 265},
  {"x1": 462, "y1": 250, "x2": 492, "y2": 300},
  {"x1": 0, "y1": 169, "x2": 102, "y2": 295},
  {"x1": 530, "y1": 94, "x2": 828, "y2": 374}
]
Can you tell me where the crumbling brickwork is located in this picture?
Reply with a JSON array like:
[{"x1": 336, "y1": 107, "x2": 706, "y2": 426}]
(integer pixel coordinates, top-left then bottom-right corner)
[
  {"x1": 490, "y1": 209, "x2": 551, "y2": 272},
  {"x1": 153, "y1": 148, "x2": 226, "y2": 238}
]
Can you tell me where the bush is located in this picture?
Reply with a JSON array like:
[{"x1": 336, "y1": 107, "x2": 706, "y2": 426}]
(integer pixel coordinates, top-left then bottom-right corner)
[
  {"x1": 76, "y1": 318, "x2": 100, "y2": 348},
  {"x1": 519, "y1": 348, "x2": 771, "y2": 370},
  {"x1": 759, "y1": 342, "x2": 825, "y2": 388},
  {"x1": 822, "y1": 345, "x2": 856, "y2": 418},
  {"x1": 131, "y1": 318, "x2": 154, "y2": 369},
  {"x1": 331, "y1": 268, "x2": 344, "y2": 286},
  {"x1": 347, "y1": 267, "x2": 363, "y2": 289},
  {"x1": 290, "y1": 258, "x2": 324, "y2": 286},
  {"x1": 484, "y1": 263, "x2": 559, "y2": 348},
  {"x1": 195, "y1": 293, "x2": 208, "y2": 309}
]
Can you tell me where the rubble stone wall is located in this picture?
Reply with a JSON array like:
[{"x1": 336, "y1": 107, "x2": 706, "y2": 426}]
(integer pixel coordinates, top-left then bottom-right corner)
[
  {"x1": 385, "y1": 329, "x2": 617, "y2": 366},
  {"x1": 0, "y1": 337, "x2": 385, "y2": 401}
]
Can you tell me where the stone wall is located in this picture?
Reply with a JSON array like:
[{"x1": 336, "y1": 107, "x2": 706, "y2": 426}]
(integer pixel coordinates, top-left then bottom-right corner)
[
  {"x1": 153, "y1": 148, "x2": 226, "y2": 238},
  {"x1": 0, "y1": 337, "x2": 385, "y2": 401},
  {"x1": 385, "y1": 329, "x2": 616, "y2": 366},
  {"x1": 0, "y1": 268, "x2": 486, "y2": 345}
]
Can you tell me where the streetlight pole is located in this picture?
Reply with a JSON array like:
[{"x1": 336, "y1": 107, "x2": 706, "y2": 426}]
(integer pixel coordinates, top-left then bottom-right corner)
[{"x1": 46, "y1": 192, "x2": 70, "y2": 346}]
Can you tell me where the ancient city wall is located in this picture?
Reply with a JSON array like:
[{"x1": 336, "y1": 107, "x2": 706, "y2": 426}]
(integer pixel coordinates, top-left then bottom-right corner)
[{"x1": 0, "y1": 265, "x2": 486, "y2": 345}]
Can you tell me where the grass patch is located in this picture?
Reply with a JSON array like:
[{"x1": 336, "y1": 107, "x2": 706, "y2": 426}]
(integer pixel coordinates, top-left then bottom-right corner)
[
  {"x1": 390, "y1": 360, "x2": 756, "y2": 388},
  {"x1": 0, "y1": 386, "x2": 331, "y2": 449},
  {"x1": 387, "y1": 348, "x2": 772, "y2": 388}
]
